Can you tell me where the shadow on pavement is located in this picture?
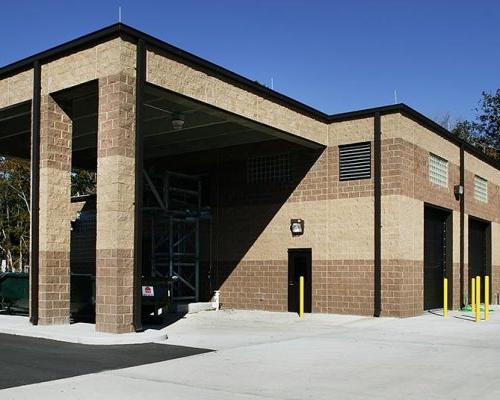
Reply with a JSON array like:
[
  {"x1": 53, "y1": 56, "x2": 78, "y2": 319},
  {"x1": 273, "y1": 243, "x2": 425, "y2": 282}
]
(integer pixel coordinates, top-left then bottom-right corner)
[{"x1": 0, "y1": 333, "x2": 212, "y2": 390}]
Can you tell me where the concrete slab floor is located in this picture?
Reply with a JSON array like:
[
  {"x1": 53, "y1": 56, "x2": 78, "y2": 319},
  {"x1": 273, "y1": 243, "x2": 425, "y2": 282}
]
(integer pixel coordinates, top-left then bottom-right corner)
[{"x1": 2, "y1": 307, "x2": 500, "y2": 399}]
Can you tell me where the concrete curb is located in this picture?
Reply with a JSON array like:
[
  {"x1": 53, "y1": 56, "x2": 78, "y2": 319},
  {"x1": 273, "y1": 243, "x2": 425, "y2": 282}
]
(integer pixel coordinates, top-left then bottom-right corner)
[{"x1": 0, "y1": 316, "x2": 168, "y2": 345}]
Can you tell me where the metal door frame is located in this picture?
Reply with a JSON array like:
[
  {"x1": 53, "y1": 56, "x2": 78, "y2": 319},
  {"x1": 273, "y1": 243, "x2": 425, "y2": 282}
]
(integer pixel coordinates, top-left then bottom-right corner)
[{"x1": 423, "y1": 203, "x2": 453, "y2": 310}]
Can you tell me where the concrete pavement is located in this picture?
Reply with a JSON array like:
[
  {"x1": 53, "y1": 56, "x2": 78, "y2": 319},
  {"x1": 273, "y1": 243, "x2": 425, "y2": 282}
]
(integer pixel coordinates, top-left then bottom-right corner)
[
  {"x1": 2, "y1": 308, "x2": 500, "y2": 399},
  {"x1": 0, "y1": 314, "x2": 168, "y2": 345}
]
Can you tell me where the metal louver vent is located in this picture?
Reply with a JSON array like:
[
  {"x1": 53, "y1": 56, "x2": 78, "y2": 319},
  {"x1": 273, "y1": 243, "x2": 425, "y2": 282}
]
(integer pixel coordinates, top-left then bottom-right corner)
[{"x1": 339, "y1": 142, "x2": 371, "y2": 181}]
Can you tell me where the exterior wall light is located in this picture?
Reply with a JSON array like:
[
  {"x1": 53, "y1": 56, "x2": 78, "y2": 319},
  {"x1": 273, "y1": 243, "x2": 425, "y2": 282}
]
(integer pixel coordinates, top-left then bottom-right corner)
[
  {"x1": 454, "y1": 184, "x2": 464, "y2": 199},
  {"x1": 171, "y1": 112, "x2": 185, "y2": 130},
  {"x1": 290, "y1": 219, "x2": 304, "y2": 236}
]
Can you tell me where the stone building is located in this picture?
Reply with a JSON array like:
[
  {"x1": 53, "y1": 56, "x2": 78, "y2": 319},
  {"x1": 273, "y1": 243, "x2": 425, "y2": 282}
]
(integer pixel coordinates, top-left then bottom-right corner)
[{"x1": 0, "y1": 24, "x2": 498, "y2": 333}]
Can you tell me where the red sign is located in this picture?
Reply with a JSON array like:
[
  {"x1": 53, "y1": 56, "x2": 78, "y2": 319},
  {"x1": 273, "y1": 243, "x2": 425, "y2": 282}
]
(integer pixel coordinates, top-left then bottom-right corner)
[{"x1": 142, "y1": 286, "x2": 155, "y2": 297}]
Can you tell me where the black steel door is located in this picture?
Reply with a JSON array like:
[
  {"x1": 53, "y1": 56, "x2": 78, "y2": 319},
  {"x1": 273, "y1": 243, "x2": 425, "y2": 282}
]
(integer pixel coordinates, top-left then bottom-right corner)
[
  {"x1": 288, "y1": 249, "x2": 312, "y2": 313},
  {"x1": 424, "y1": 207, "x2": 449, "y2": 310},
  {"x1": 468, "y1": 218, "x2": 490, "y2": 303}
]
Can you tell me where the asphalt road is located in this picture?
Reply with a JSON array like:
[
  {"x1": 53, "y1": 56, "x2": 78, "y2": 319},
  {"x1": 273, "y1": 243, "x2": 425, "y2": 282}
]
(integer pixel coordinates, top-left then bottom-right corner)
[{"x1": 0, "y1": 333, "x2": 211, "y2": 390}]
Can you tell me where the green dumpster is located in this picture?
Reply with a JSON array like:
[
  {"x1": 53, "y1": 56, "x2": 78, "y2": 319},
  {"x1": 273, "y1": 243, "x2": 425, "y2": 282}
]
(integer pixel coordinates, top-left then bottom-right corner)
[
  {"x1": 0, "y1": 272, "x2": 29, "y2": 314},
  {"x1": 0, "y1": 272, "x2": 172, "y2": 322}
]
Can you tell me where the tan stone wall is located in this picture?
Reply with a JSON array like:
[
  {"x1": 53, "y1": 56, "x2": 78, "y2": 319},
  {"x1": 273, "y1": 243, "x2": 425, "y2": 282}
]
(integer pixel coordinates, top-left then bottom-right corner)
[
  {"x1": 146, "y1": 48, "x2": 328, "y2": 145},
  {"x1": 381, "y1": 113, "x2": 500, "y2": 312},
  {"x1": 218, "y1": 197, "x2": 374, "y2": 263},
  {"x1": 38, "y1": 94, "x2": 72, "y2": 325},
  {"x1": 0, "y1": 69, "x2": 33, "y2": 108},
  {"x1": 464, "y1": 153, "x2": 500, "y2": 187},
  {"x1": 464, "y1": 169, "x2": 500, "y2": 224},
  {"x1": 0, "y1": 37, "x2": 136, "y2": 110},
  {"x1": 383, "y1": 113, "x2": 460, "y2": 164},
  {"x1": 382, "y1": 195, "x2": 423, "y2": 262},
  {"x1": 4, "y1": 32, "x2": 498, "y2": 321},
  {"x1": 327, "y1": 117, "x2": 374, "y2": 146},
  {"x1": 41, "y1": 38, "x2": 136, "y2": 95},
  {"x1": 381, "y1": 195, "x2": 423, "y2": 316},
  {"x1": 95, "y1": 71, "x2": 136, "y2": 334},
  {"x1": 214, "y1": 140, "x2": 377, "y2": 315}
]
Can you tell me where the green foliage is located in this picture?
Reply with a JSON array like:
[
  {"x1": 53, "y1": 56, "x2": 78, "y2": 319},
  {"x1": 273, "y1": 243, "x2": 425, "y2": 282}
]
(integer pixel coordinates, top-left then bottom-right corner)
[
  {"x1": 72, "y1": 169, "x2": 96, "y2": 196},
  {"x1": 0, "y1": 158, "x2": 96, "y2": 270},
  {"x1": 451, "y1": 89, "x2": 500, "y2": 160},
  {"x1": 451, "y1": 120, "x2": 477, "y2": 144},
  {"x1": 475, "y1": 89, "x2": 500, "y2": 150},
  {"x1": 0, "y1": 158, "x2": 30, "y2": 271}
]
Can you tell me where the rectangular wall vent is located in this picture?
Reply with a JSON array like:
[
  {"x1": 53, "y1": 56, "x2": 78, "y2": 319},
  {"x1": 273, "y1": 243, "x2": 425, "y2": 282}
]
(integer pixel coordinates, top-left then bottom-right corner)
[
  {"x1": 474, "y1": 175, "x2": 488, "y2": 202},
  {"x1": 339, "y1": 142, "x2": 371, "y2": 181},
  {"x1": 429, "y1": 153, "x2": 448, "y2": 187}
]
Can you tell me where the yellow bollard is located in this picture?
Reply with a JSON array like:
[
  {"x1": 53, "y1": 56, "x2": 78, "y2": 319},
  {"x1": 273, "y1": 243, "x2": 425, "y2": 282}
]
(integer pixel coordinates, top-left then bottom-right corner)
[
  {"x1": 471, "y1": 277, "x2": 475, "y2": 313},
  {"x1": 485, "y1": 276, "x2": 490, "y2": 321},
  {"x1": 443, "y1": 278, "x2": 448, "y2": 317},
  {"x1": 476, "y1": 276, "x2": 481, "y2": 323},
  {"x1": 299, "y1": 276, "x2": 304, "y2": 318}
]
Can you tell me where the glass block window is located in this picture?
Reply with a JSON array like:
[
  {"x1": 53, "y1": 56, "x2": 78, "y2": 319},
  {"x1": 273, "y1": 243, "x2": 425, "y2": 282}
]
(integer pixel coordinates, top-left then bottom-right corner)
[
  {"x1": 429, "y1": 153, "x2": 448, "y2": 187},
  {"x1": 247, "y1": 153, "x2": 292, "y2": 184},
  {"x1": 339, "y1": 142, "x2": 371, "y2": 181},
  {"x1": 474, "y1": 175, "x2": 488, "y2": 202}
]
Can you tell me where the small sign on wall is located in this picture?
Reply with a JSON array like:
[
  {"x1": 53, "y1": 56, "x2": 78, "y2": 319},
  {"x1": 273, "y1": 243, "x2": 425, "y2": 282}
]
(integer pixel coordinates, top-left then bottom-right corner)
[{"x1": 142, "y1": 286, "x2": 155, "y2": 297}]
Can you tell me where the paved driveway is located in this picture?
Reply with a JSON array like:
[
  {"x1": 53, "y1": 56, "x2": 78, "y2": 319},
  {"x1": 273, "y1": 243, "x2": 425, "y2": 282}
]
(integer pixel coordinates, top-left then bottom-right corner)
[
  {"x1": 2, "y1": 308, "x2": 500, "y2": 399},
  {"x1": 0, "y1": 333, "x2": 211, "y2": 390}
]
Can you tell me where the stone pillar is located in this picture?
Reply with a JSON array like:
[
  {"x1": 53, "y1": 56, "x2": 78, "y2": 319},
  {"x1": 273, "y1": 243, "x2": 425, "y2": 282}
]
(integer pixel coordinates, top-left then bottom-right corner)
[
  {"x1": 95, "y1": 72, "x2": 136, "y2": 333},
  {"x1": 38, "y1": 94, "x2": 72, "y2": 325}
]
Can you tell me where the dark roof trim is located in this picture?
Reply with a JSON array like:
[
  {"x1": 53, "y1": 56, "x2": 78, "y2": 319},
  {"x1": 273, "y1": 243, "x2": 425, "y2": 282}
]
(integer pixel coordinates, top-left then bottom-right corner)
[
  {"x1": 118, "y1": 25, "x2": 329, "y2": 120},
  {"x1": 0, "y1": 23, "x2": 328, "y2": 121},
  {"x1": 0, "y1": 23, "x2": 498, "y2": 170},
  {"x1": 0, "y1": 24, "x2": 122, "y2": 78}
]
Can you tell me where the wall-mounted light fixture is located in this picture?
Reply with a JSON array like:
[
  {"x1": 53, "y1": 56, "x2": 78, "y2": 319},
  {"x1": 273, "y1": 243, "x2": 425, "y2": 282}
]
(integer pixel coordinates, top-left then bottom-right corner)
[
  {"x1": 290, "y1": 219, "x2": 304, "y2": 236},
  {"x1": 454, "y1": 184, "x2": 464, "y2": 199},
  {"x1": 171, "y1": 112, "x2": 185, "y2": 130}
]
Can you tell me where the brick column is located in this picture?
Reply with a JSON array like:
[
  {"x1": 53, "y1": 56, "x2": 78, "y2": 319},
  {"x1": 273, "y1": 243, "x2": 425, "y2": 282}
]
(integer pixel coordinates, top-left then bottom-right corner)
[
  {"x1": 96, "y1": 72, "x2": 136, "y2": 333},
  {"x1": 38, "y1": 94, "x2": 72, "y2": 325}
]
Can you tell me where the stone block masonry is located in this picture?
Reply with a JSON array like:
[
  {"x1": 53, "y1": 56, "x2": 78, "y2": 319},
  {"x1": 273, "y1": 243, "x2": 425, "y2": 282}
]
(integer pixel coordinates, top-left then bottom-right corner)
[
  {"x1": 38, "y1": 94, "x2": 72, "y2": 325},
  {"x1": 1, "y1": 27, "x2": 499, "y2": 329},
  {"x1": 95, "y1": 72, "x2": 136, "y2": 334}
]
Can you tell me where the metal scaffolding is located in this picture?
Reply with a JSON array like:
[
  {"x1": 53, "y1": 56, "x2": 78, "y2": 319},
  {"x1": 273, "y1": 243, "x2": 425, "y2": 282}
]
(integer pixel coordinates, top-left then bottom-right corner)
[{"x1": 144, "y1": 169, "x2": 207, "y2": 303}]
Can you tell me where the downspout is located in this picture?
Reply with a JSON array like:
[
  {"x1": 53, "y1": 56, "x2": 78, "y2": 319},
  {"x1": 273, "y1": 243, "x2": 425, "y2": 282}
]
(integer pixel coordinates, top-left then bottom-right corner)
[
  {"x1": 133, "y1": 39, "x2": 146, "y2": 332},
  {"x1": 460, "y1": 144, "x2": 465, "y2": 307},
  {"x1": 374, "y1": 112, "x2": 382, "y2": 317},
  {"x1": 29, "y1": 60, "x2": 41, "y2": 325}
]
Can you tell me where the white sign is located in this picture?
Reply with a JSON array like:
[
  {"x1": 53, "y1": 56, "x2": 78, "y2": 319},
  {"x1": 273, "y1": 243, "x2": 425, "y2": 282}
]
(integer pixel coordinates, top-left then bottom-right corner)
[{"x1": 142, "y1": 286, "x2": 155, "y2": 297}]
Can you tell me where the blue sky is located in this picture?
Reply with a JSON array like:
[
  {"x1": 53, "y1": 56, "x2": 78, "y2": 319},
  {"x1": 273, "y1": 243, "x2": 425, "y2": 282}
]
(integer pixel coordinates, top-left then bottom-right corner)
[{"x1": 1, "y1": 1, "x2": 499, "y2": 121}]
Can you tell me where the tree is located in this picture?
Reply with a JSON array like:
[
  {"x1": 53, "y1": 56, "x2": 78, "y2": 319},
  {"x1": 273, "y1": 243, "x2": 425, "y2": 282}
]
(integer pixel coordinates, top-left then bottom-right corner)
[
  {"x1": 0, "y1": 157, "x2": 96, "y2": 271},
  {"x1": 0, "y1": 158, "x2": 30, "y2": 271},
  {"x1": 475, "y1": 89, "x2": 500, "y2": 151},
  {"x1": 449, "y1": 89, "x2": 500, "y2": 160},
  {"x1": 72, "y1": 169, "x2": 96, "y2": 197},
  {"x1": 451, "y1": 120, "x2": 477, "y2": 145}
]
